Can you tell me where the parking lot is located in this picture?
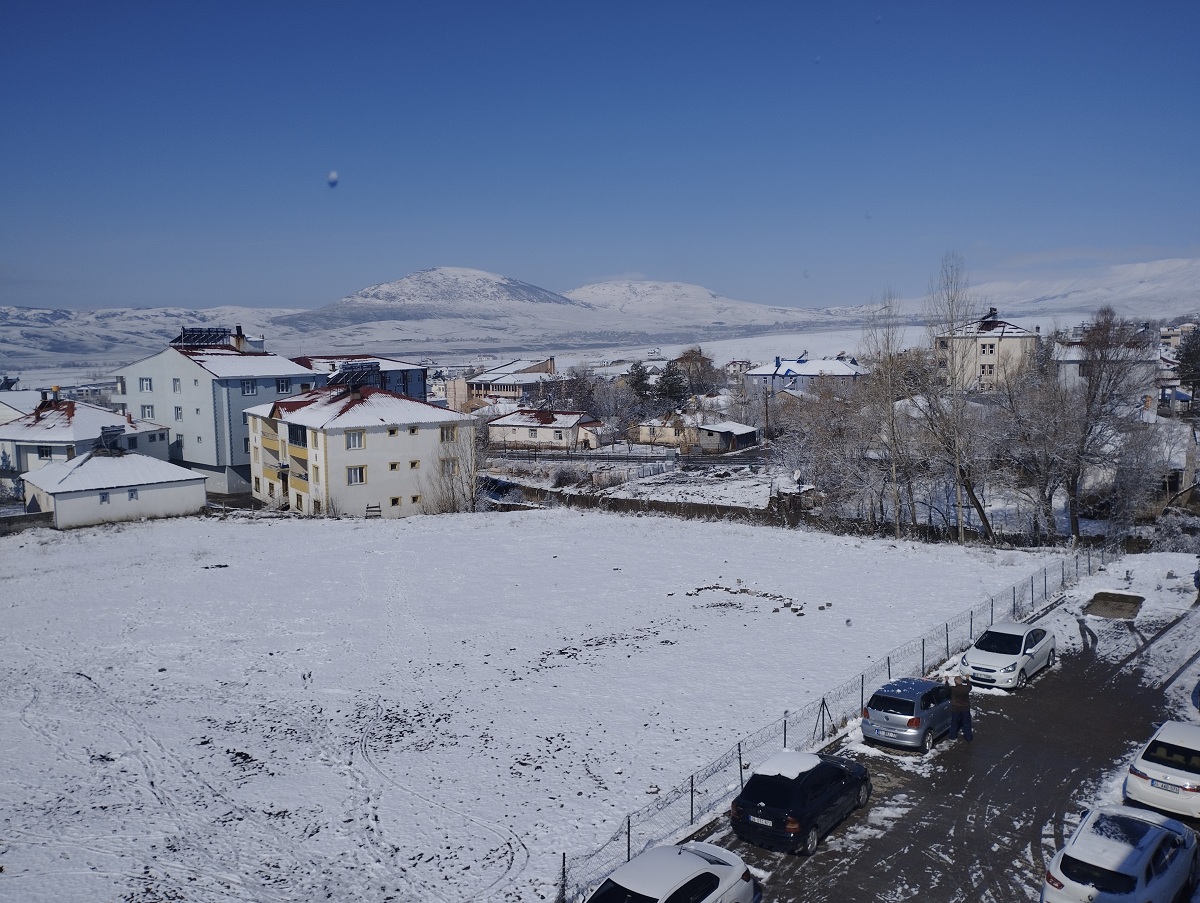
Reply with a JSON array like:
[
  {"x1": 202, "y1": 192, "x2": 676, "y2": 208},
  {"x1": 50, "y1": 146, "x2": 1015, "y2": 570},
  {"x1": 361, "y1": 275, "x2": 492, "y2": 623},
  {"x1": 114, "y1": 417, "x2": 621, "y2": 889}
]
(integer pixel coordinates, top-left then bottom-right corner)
[{"x1": 694, "y1": 609, "x2": 1199, "y2": 902}]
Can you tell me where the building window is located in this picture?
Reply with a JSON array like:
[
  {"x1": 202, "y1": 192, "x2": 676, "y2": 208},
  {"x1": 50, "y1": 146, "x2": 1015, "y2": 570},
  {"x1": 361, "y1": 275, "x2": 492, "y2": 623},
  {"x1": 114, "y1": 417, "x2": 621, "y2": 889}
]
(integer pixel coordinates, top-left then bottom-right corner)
[
  {"x1": 528, "y1": 428, "x2": 538, "y2": 439},
  {"x1": 409, "y1": 426, "x2": 418, "y2": 435},
  {"x1": 252, "y1": 446, "x2": 258, "y2": 461},
  {"x1": 409, "y1": 460, "x2": 420, "y2": 469},
  {"x1": 674, "y1": 428, "x2": 683, "y2": 437},
  {"x1": 139, "y1": 377, "x2": 153, "y2": 392},
  {"x1": 411, "y1": 495, "x2": 420, "y2": 504},
  {"x1": 254, "y1": 477, "x2": 261, "y2": 491},
  {"x1": 37, "y1": 445, "x2": 53, "y2": 459},
  {"x1": 174, "y1": 406, "x2": 183, "y2": 421},
  {"x1": 127, "y1": 436, "x2": 138, "y2": 449},
  {"x1": 115, "y1": 377, "x2": 126, "y2": 395},
  {"x1": 276, "y1": 378, "x2": 292, "y2": 394},
  {"x1": 195, "y1": 408, "x2": 201, "y2": 415},
  {"x1": 441, "y1": 459, "x2": 458, "y2": 477},
  {"x1": 177, "y1": 434, "x2": 184, "y2": 448},
  {"x1": 172, "y1": 378, "x2": 181, "y2": 393},
  {"x1": 128, "y1": 489, "x2": 138, "y2": 501},
  {"x1": 149, "y1": 433, "x2": 157, "y2": 443},
  {"x1": 391, "y1": 497, "x2": 400, "y2": 507},
  {"x1": 388, "y1": 427, "x2": 398, "y2": 437},
  {"x1": 311, "y1": 465, "x2": 320, "y2": 484},
  {"x1": 390, "y1": 462, "x2": 400, "y2": 471},
  {"x1": 159, "y1": 432, "x2": 167, "y2": 441},
  {"x1": 99, "y1": 492, "x2": 110, "y2": 504},
  {"x1": 141, "y1": 405, "x2": 154, "y2": 419},
  {"x1": 554, "y1": 430, "x2": 564, "y2": 440},
  {"x1": 268, "y1": 482, "x2": 275, "y2": 497},
  {"x1": 242, "y1": 412, "x2": 249, "y2": 425},
  {"x1": 193, "y1": 379, "x2": 199, "y2": 386},
  {"x1": 287, "y1": 423, "x2": 307, "y2": 447},
  {"x1": 981, "y1": 343, "x2": 996, "y2": 355},
  {"x1": 313, "y1": 499, "x2": 321, "y2": 515},
  {"x1": 347, "y1": 466, "x2": 366, "y2": 485},
  {"x1": 346, "y1": 430, "x2": 365, "y2": 450},
  {"x1": 441, "y1": 425, "x2": 457, "y2": 442},
  {"x1": 301, "y1": 383, "x2": 312, "y2": 392},
  {"x1": 294, "y1": 493, "x2": 303, "y2": 511},
  {"x1": 196, "y1": 436, "x2": 202, "y2": 444},
  {"x1": 244, "y1": 438, "x2": 251, "y2": 454},
  {"x1": 241, "y1": 380, "x2": 257, "y2": 396}
]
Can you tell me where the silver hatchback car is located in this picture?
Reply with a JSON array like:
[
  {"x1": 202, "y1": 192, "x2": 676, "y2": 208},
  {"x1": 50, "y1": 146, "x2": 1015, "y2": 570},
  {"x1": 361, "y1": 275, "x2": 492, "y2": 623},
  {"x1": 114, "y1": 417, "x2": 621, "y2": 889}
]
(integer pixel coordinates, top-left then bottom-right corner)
[
  {"x1": 959, "y1": 621, "x2": 1056, "y2": 690},
  {"x1": 861, "y1": 677, "x2": 952, "y2": 752}
]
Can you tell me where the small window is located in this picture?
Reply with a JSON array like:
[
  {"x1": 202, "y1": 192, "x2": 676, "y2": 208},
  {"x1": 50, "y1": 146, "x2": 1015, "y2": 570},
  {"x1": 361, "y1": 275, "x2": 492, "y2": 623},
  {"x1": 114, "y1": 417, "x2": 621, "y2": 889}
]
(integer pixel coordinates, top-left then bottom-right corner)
[
  {"x1": 254, "y1": 477, "x2": 261, "y2": 491},
  {"x1": 196, "y1": 436, "x2": 202, "y2": 444},
  {"x1": 287, "y1": 423, "x2": 307, "y2": 447},
  {"x1": 244, "y1": 438, "x2": 250, "y2": 454},
  {"x1": 242, "y1": 412, "x2": 249, "y2": 425},
  {"x1": 268, "y1": 482, "x2": 275, "y2": 498},
  {"x1": 193, "y1": 379, "x2": 199, "y2": 386},
  {"x1": 391, "y1": 497, "x2": 400, "y2": 507},
  {"x1": 441, "y1": 459, "x2": 458, "y2": 477},
  {"x1": 409, "y1": 460, "x2": 420, "y2": 469},
  {"x1": 99, "y1": 492, "x2": 110, "y2": 504},
  {"x1": 241, "y1": 380, "x2": 257, "y2": 396},
  {"x1": 311, "y1": 465, "x2": 320, "y2": 484},
  {"x1": 128, "y1": 488, "x2": 138, "y2": 501},
  {"x1": 276, "y1": 378, "x2": 292, "y2": 394},
  {"x1": 528, "y1": 428, "x2": 538, "y2": 438},
  {"x1": 159, "y1": 432, "x2": 167, "y2": 441},
  {"x1": 411, "y1": 494, "x2": 420, "y2": 504},
  {"x1": 388, "y1": 427, "x2": 398, "y2": 437},
  {"x1": 141, "y1": 405, "x2": 154, "y2": 419},
  {"x1": 149, "y1": 433, "x2": 157, "y2": 443},
  {"x1": 195, "y1": 408, "x2": 201, "y2": 415},
  {"x1": 441, "y1": 425, "x2": 456, "y2": 442},
  {"x1": 347, "y1": 465, "x2": 366, "y2": 485},
  {"x1": 294, "y1": 493, "x2": 303, "y2": 511},
  {"x1": 139, "y1": 377, "x2": 153, "y2": 392},
  {"x1": 554, "y1": 430, "x2": 563, "y2": 440},
  {"x1": 174, "y1": 406, "x2": 183, "y2": 421},
  {"x1": 127, "y1": 436, "x2": 138, "y2": 449},
  {"x1": 390, "y1": 462, "x2": 400, "y2": 471},
  {"x1": 346, "y1": 430, "x2": 365, "y2": 450},
  {"x1": 408, "y1": 426, "x2": 418, "y2": 435},
  {"x1": 300, "y1": 383, "x2": 312, "y2": 392},
  {"x1": 172, "y1": 378, "x2": 181, "y2": 393},
  {"x1": 37, "y1": 445, "x2": 53, "y2": 460}
]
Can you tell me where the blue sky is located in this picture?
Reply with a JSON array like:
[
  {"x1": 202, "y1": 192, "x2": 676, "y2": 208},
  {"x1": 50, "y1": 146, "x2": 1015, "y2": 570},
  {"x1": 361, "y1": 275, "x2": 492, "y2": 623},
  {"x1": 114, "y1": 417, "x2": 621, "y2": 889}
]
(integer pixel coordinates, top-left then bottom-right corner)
[{"x1": 2, "y1": 1, "x2": 1197, "y2": 311}]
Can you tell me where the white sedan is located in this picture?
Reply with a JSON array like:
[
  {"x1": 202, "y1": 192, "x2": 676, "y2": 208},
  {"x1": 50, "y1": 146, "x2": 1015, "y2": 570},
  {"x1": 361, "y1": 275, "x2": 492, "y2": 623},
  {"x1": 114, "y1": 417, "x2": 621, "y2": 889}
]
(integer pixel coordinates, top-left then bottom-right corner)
[
  {"x1": 584, "y1": 841, "x2": 762, "y2": 903},
  {"x1": 1041, "y1": 805, "x2": 1199, "y2": 903},
  {"x1": 1124, "y1": 720, "x2": 1200, "y2": 819},
  {"x1": 959, "y1": 621, "x2": 1055, "y2": 689}
]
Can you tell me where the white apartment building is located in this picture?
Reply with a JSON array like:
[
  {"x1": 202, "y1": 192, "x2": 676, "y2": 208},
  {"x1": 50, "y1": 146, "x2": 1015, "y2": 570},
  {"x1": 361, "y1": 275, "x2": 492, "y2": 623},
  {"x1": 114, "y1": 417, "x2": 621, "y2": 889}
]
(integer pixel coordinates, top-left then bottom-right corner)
[
  {"x1": 934, "y1": 308, "x2": 1039, "y2": 390},
  {"x1": 110, "y1": 327, "x2": 322, "y2": 493},
  {"x1": 246, "y1": 385, "x2": 476, "y2": 518}
]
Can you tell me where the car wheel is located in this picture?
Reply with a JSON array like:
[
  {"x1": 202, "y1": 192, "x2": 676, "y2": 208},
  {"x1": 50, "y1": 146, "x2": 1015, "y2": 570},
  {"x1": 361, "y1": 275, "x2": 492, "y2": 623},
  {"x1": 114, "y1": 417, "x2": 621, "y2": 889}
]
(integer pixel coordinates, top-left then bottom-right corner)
[
  {"x1": 855, "y1": 782, "x2": 871, "y2": 809},
  {"x1": 1046, "y1": 648, "x2": 1056, "y2": 670},
  {"x1": 801, "y1": 826, "x2": 819, "y2": 856},
  {"x1": 1015, "y1": 670, "x2": 1028, "y2": 690},
  {"x1": 921, "y1": 729, "x2": 935, "y2": 753}
]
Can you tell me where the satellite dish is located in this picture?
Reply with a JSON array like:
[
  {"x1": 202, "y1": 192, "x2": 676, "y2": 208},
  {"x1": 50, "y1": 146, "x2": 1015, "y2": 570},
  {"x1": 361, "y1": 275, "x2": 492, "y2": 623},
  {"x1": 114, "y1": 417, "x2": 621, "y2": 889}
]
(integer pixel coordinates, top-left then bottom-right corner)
[{"x1": 327, "y1": 170, "x2": 339, "y2": 188}]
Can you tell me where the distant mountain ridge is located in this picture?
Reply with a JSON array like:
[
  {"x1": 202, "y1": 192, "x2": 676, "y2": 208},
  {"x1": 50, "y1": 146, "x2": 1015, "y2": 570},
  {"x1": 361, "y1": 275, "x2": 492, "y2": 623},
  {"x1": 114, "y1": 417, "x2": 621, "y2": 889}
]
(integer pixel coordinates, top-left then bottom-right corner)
[{"x1": 1, "y1": 260, "x2": 1198, "y2": 368}]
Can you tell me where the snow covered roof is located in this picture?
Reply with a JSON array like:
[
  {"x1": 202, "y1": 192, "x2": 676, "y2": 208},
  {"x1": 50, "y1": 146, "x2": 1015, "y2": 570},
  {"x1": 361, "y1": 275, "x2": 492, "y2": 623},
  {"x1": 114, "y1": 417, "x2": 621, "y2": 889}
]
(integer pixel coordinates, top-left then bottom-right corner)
[
  {"x1": 699, "y1": 420, "x2": 757, "y2": 435},
  {"x1": 640, "y1": 413, "x2": 702, "y2": 428},
  {"x1": 0, "y1": 400, "x2": 162, "y2": 443},
  {"x1": 0, "y1": 390, "x2": 43, "y2": 416},
  {"x1": 744, "y1": 358, "x2": 867, "y2": 378},
  {"x1": 752, "y1": 749, "x2": 821, "y2": 780},
  {"x1": 292, "y1": 354, "x2": 424, "y2": 373},
  {"x1": 22, "y1": 452, "x2": 205, "y2": 494},
  {"x1": 937, "y1": 311, "x2": 1037, "y2": 339},
  {"x1": 252, "y1": 386, "x2": 471, "y2": 430},
  {"x1": 179, "y1": 348, "x2": 316, "y2": 379},
  {"x1": 488, "y1": 409, "x2": 601, "y2": 430}
]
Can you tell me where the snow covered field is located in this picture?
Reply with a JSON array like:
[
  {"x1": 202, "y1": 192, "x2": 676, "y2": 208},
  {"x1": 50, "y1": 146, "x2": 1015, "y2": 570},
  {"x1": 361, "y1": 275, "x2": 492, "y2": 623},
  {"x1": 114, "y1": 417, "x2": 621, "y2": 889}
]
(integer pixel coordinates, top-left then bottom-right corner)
[{"x1": 2, "y1": 510, "x2": 1063, "y2": 901}]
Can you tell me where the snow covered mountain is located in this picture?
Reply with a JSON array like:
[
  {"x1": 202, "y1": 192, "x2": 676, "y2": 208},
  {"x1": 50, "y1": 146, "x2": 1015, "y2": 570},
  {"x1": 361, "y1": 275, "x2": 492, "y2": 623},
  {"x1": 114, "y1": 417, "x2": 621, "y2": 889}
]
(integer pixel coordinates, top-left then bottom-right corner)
[{"x1": 1, "y1": 260, "x2": 1197, "y2": 369}]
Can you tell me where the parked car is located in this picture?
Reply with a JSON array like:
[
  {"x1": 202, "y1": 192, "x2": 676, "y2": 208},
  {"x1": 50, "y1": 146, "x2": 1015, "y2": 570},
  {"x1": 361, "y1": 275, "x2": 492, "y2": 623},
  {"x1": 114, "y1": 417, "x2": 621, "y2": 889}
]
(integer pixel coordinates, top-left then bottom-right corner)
[
  {"x1": 730, "y1": 749, "x2": 871, "y2": 855},
  {"x1": 1041, "y1": 805, "x2": 1198, "y2": 903},
  {"x1": 583, "y1": 841, "x2": 762, "y2": 903},
  {"x1": 959, "y1": 621, "x2": 1055, "y2": 689},
  {"x1": 861, "y1": 677, "x2": 952, "y2": 752},
  {"x1": 1124, "y1": 721, "x2": 1200, "y2": 819}
]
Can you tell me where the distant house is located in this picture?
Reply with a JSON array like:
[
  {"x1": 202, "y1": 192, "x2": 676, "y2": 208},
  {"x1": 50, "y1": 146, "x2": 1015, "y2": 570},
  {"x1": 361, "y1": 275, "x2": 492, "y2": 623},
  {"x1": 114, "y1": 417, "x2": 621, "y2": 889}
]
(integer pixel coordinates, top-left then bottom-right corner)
[
  {"x1": 744, "y1": 354, "x2": 868, "y2": 394},
  {"x1": 247, "y1": 385, "x2": 475, "y2": 518},
  {"x1": 457, "y1": 359, "x2": 558, "y2": 408},
  {"x1": 0, "y1": 395, "x2": 168, "y2": 490},
  {"x1": 696, "y1": 421, "x2": 759, "y2": 454},
  {"x1": 22, "y1": 451, "x2": 207, "y2": 530},
  {"x1": 109, "y1": 326, "x2": 322, "y2": 493},
  {"x1": 633, "y1": 413, "x2": 701, "y2": 450},
  {"x1": 933, "y1": 308, "x2": 1038, "y2": 390},
  {"x1": 487, "y1": 409, "x2": 604, "y2": 450}
]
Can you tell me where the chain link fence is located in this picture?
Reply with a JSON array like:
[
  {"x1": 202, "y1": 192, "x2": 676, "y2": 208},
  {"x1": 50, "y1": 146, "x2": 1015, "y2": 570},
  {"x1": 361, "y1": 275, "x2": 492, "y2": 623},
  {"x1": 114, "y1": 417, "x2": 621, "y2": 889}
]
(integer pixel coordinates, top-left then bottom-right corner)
[{"x1": 559, "y1": 545, "x2": 1119, "y2": 902}]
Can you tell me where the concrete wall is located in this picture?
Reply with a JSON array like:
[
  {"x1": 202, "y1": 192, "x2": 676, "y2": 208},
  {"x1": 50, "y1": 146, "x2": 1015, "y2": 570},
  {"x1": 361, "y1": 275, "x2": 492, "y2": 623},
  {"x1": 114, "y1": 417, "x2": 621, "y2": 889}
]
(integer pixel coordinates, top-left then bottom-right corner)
[{"x1": 38, "y1": 479, "x2": 208, "y2": 530}]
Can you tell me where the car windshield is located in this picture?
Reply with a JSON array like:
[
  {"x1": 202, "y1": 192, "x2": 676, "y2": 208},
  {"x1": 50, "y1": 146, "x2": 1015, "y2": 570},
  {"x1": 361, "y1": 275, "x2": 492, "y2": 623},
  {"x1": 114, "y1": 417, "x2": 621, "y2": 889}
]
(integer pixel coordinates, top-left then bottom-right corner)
[
  {"x1": 1059, "y1": 855, "x2": 1136, "y2": 894},
  {"x1": 1142, "y1": 740, "x2": 1200, "y2": 776},
  {"x1": 867, "y1": 694, "x2": 915, "y2": 716},
  {"x1": 585, "y1": 878, "x2": 657, "y2": 903},
  {"x1": 973, "y1": 630, "x2": 1022, "y2": 655},
  {"x1": 741, "y1": 773, "x2": 798, "y2": 809}
]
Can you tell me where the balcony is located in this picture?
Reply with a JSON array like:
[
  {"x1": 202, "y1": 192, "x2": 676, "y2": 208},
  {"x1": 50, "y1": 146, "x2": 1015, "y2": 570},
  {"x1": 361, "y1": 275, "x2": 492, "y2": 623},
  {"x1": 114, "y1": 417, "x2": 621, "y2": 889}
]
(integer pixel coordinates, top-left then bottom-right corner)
[{"x1": 260, "y1": 434, "x2": 279, "y2": 452}]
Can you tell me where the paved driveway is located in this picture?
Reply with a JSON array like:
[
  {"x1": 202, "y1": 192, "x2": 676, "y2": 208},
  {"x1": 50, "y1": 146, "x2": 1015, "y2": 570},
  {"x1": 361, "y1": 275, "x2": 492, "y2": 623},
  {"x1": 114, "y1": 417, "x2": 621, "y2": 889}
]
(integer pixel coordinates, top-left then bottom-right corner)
[{"x1": 697, "y1": 609, "x2": 1198, "y2": 902}]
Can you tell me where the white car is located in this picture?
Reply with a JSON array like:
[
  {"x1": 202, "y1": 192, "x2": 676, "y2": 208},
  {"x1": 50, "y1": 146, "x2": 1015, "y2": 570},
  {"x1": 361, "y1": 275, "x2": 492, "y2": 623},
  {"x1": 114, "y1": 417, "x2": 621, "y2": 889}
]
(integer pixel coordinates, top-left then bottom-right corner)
[
  {"x1": 1124, "y1": 721, "x2": 1200, "y2": 819},
  {"x1": 583, "y1": 841, "x2": 762, "y2": 903},
  {"x1": 959, "y1": 621, "x2": 1055, "y2": 689},
  {"x1": 1041, "y1": 805, "x2": 1199, "y2": 903}
]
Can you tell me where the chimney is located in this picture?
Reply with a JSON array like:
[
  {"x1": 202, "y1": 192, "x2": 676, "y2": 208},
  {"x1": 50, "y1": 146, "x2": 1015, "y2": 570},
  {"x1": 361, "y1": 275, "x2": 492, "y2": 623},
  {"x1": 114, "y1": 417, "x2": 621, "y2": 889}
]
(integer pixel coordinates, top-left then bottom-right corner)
[
  {"x1": 775, "y1": 356, "x2": 781, "y2": 368},
  {"x1": 126, "y1": 411, "x2": 133, "y2": 424},
  {"x1": 66, "y1": 400, "x2": 75, "y2": 420}
]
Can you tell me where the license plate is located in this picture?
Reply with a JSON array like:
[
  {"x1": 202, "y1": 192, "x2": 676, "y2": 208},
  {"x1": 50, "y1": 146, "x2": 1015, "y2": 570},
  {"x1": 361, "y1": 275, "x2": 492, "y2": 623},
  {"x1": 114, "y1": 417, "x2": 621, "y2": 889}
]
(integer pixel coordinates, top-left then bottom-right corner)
[
  {"x1": 880, "y1": 730, "x2": 897, "y2": 738},
  {"x1": 1151, "y1": 779, "x2": 1180, "y2": 793},
  {"x1": 749, "y1": 815, "x2": 772, "y2": 826}
]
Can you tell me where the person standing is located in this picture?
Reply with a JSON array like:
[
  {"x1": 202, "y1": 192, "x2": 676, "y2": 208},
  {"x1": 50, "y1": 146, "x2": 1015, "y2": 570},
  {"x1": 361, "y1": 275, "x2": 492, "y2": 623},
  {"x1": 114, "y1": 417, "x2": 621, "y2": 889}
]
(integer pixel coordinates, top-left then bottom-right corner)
[{"x1": 948, "y1": 675, "x2": 973, "y2": 742}]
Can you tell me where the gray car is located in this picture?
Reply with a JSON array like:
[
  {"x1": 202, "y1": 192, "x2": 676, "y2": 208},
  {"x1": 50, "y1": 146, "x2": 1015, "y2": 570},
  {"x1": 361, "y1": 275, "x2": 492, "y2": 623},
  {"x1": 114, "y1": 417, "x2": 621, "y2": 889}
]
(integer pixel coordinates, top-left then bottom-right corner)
[{"x1": 860, "y1": 677, "x2": 952, "y2": 752}]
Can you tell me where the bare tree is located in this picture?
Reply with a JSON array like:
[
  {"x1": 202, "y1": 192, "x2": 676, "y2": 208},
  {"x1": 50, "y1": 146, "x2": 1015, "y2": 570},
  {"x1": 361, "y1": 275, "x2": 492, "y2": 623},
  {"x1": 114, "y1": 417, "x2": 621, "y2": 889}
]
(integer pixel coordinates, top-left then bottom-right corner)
[{"x1": 423, "y1": 420, "x2": 483, "y2": 514}]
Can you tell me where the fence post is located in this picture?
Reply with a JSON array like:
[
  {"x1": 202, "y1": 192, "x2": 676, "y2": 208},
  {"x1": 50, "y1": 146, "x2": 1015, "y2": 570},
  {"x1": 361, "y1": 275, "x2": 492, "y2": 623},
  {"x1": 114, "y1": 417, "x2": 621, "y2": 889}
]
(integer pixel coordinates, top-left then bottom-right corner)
[
  {"x1": 921, "y1": 639, "x2": 925, "y2": 675},
  {"x1": 690, "y1": 774, "x2": 695, "y2": 825},
  {"x1": 969, "y1": 610, "x2": 973, "y2": 640},
  {"x1": 783, "y1": 712, "x2": 788, "y2": 749},
  {"x1": 1062, "y1": 560, "x2": 1066, "y2": 588},
  {"x1": 559, "y1": 852, "x2": 567, "y2": 903},
  {"x1": 1044, "y1": 567, "x2": 1048, "y2": 602},
  {"x1": 945, "y1": 622, "x2": 950, "y2": 659},
  {"x1": 887, "y1": 655, "x2": 891, "y2": 679},
  {"x1": 860, "y1": 675, "x2": 864, "y2": 714},
  {"x1": 738, "y1": 743, "x2": 744, "y2": 789},
  {"x1": 1087, "y1": 547, "x2": 1091, "y2": 575},
  {"x1": 627, "y1": 815, "x2": 631, "y2": 862},
  {"x1": 1031, "y1": 575, "x2": 1035, "y2": 611},
  {"x1": 1012, "y1": 586, "x2": 1017, "y2": 619}
]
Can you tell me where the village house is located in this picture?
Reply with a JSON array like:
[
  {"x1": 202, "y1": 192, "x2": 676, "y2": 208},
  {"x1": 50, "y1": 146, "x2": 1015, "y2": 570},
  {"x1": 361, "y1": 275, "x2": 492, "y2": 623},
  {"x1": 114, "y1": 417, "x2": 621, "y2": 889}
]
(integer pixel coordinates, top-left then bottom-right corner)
[
  {"x1": 696, "y1": 421, "x2": 760, "y2": 454},
  {"x1": 291, "y1": 354, "x2": 428, "y2": 401},
  {"x1": 246, "y1": 381, "x2": 475, "y2": 518},
  {"x1": 110, "y1": 326, "x2": 322, "y2": 493},
  {"x1": 0, "y1": 394, "x2": 167, "y2": 490},
  {"x1": 486, "y1": 409, "x2": 604, "y2": 451},
  {"x1": 743, "y1": 354, "x2": 868, "y2": 394},
  {"x1": 446, "y1": 358, "x2": 558, "y2": 411},
  {"x1": 22, "y1": 444, "x2": 207, "y2": 530},
  {"x1": 933, "y1": 308, "x2": 1038, "y2": 390}
]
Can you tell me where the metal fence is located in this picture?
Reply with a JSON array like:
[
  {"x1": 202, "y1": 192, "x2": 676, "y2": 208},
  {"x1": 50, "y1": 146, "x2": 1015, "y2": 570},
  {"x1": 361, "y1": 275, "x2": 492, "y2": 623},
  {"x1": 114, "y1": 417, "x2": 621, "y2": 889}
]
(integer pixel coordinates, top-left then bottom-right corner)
[{"x1": 560, "y1": 545, "x2": 1119, "y2": 901}]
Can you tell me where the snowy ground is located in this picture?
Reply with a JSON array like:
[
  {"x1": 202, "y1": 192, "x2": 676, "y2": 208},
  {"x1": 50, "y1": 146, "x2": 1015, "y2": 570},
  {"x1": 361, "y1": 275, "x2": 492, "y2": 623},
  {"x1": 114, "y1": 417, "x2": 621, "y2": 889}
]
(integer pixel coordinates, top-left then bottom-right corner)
[{"x1": 0, "y1": 510, "x2": 1060, "y2": 902}]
